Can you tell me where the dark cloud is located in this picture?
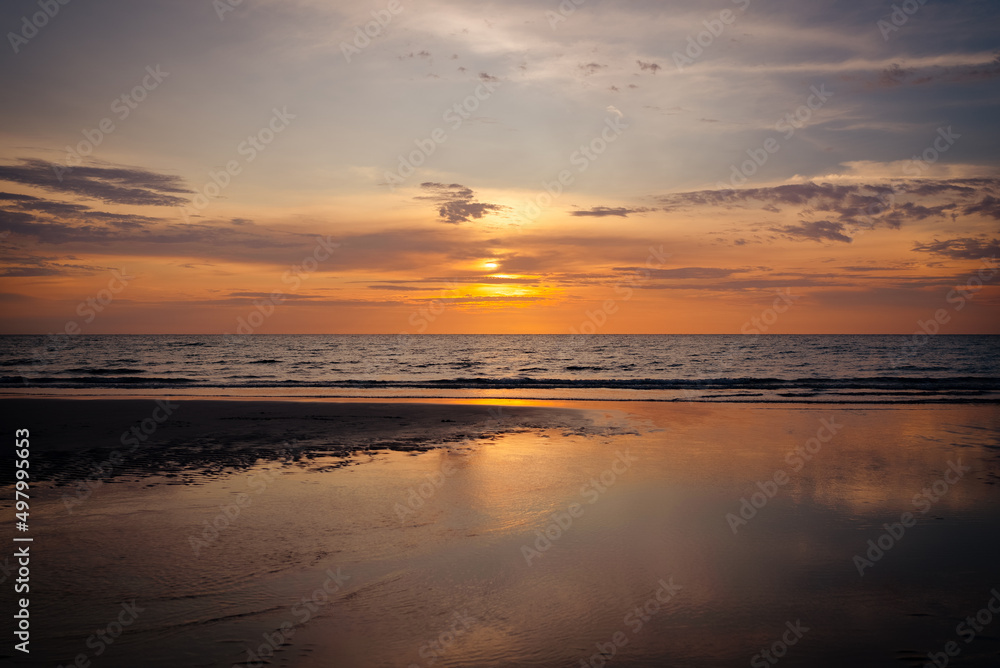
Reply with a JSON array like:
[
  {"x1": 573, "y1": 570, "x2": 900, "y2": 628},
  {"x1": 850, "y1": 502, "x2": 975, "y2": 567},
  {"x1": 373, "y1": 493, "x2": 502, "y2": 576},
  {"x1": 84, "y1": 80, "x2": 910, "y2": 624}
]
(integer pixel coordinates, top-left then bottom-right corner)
[
  {"x1": 773, "y1": 220, "x2": 853, "y2": 243},
  {"x1": 613, "y1": 266, "x2": 743, "y2": 279},
  {"x1": 13, "y1": 199, "x2": 91, "y2": 216},
  {"x1": 867, "y1": 56, "x2": 1000, "y2": 89},
  {"x1": 580, "y1": 62, "x2": 606, "y2": 75},
  {"x1": 224, "y1": 291, "x2": 335, "y2": 302},
  {"x1": 912, "y1": 237, "x2": 1000, "y2": 260},
  {"x1": 662, "y1": 182, "x2": 890, "y2": 210},
  {"x1": 839, "y1": 265, "x2": 914, "y2": 272},
  {"x1": 0, "y1": 208, "x2": 35, "y2": 228},
  {"x1": 636, "y1": 60, "x2": 661, "y2": 74},
  {"x1": 424, "y1": 275, "x2": 536, "y2": 285},
  {"x1": 416, "y1": 182, "x2": 509, "y2": 224},
  {"x1": 0, "y1": 191, "x2": 319, "y2": 263},
  {"x1": 434, "y1": 295, "x2": 546, "y2": 304},
  {"x1": 0, "y1": 212, "x2": 671, "y2": 277},
  {"x1": 0, "y1": 159, "x2": 192, "y2": 207},
  {"x1": 487, "y1": 254, "x2": 551, "y2": 274},
  {"x1": 876, "y1": 63, "x2": 910, "y2": 88},
  {"x1": 479, "y1": 72, "x2": 499, "y2": 83},
  {"x1": 366, "y1": 284, "x2": 429, "y2": 291},
  {"x1": 1, "y1": 192, "x2": 165, "y2": 225},
  {"x1": 963, "y1": 195, "x2": 1000, "y2": 220},
  {"x1": 658, "y1": 179, "x2": 998, "y2": 232},
  {"x1": 184, "y1": 297, "x2": 410, "y2": 308},
  {"x1": 0, "y1": 248, "x2": 113, "y2": 277},
  {"x1": 569, "y1": 206, "x2": 656, "y2": 218},
  {"x1": 0, "y1": 266, "x2": 64, "y2": 277},
  {"x1": 641, "y1": 277, "x2": 841, "y2": 291},
  {"x1": 879, "y1": 202, "x2": 957, "y2": 228},
  {"x1": 0, "y1": 216, "x2": 229, "y2": 246}
]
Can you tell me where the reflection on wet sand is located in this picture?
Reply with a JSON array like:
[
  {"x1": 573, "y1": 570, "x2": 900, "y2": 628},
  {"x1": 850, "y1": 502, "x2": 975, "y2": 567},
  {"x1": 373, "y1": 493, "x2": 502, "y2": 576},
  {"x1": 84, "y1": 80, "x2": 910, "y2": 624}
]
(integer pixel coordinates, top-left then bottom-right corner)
[{"x1": 15, "y1": 400, "x2": 1000, "y2": 667}]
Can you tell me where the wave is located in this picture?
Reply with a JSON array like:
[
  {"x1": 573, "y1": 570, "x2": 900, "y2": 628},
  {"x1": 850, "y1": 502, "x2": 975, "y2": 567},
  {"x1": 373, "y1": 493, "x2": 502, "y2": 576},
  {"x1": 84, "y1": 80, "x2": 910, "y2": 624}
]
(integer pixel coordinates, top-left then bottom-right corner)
[
  {"x1": 1, "y1": 376, "x2": 195, "y2": 385},
  {"x1": 3, "y1": 375, "x2": 997, "y2": 392},
  {"x1": 65, "y1": 368, "x2": 147, "y2": 375},
  {"x1": 0, "y1": 358, "x2": 43, "y2": 367}
]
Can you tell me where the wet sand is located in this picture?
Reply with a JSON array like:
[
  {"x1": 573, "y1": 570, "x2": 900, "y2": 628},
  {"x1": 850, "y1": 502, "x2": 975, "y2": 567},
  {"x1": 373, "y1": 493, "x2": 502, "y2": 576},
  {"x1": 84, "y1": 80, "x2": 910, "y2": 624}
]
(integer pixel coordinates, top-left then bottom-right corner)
[
  {"x1": 2, "y1": 399, "x2": 999, "y2": 667},
  {"x1": 5, "y1": 398, "x2": 611, "y2": 485}
]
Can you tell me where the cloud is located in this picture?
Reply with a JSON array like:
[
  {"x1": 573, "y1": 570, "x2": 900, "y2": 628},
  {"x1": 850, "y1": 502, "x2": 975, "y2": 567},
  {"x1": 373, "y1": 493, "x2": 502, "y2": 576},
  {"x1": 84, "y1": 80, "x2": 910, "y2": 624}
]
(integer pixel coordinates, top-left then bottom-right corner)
[
  {"x1": 636, "y1": 60, "x2": 661, "y2": 74},
  {"x1": 423, "y1": 275, "x2": 536, "y2": 285},
  {"x1": 416, "y1": 182, "x2": 509, "y2": 224},
  {"x1": 912, "y1": 237, "x2": 1000, "y2": 260},
  {"x1": 640, "y1": 277, "x2": 843, "y2": 291},
  {"x1": 366, "y1": 284, "x2": 429, "y2": 291},
  {"x1": 963, "y1": 195, "x2": 1000, "y2": 219},
  {"x1": 3, "y1": 194, "x2": 90, "y2": 216},
  {"x1": 0, "y1": 159, "x2": 193, "y2": 207},
  {"x1": 613, "y1": 266, "x2": 743, "y2": 279},
  {"x1": 0, "y1": 191, "x2": 325, "y2": 264},
  {"x1": 867, "y1": 56, "x2": 1000, "y2": 89},
  {"x1": 773, "y1": 220, "x2": 853, "y2": 244},
  {"x1": 658, "y1": 179, "x2": 999, "y2": 232},
  {"x1": 579, "y1": 62, "x2": 606, "y2": 75},
  {"x1": 0, "y1": 247, "x2": 113, "y2": 277},
  {"x1": 0, "y1": 215, "x2": 283, "y2": 247},
  {"x1": 568, "y1": 206, "x2": 655, "y2": 218},
  {"x1": 0, "y1": 266, "x2": 65, "y2": 277}
]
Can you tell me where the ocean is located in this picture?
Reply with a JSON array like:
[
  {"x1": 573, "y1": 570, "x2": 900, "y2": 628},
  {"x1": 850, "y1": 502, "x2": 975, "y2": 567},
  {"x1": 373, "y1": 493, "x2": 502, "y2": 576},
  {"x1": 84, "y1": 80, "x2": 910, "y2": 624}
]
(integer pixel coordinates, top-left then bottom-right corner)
[{"x1": 1, "y1": 334, "x2": 998, "y2": 402}]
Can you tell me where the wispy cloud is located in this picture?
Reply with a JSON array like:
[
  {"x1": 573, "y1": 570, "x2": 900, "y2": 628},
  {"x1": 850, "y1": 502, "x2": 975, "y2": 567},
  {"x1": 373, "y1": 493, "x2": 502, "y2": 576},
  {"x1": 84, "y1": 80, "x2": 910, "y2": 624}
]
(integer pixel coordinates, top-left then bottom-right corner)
[
  {"x1": 0, "y1": 159, "x2": 192, "y2": 207},
  {"x1": 866, "y1": 56, "x2": 1000, "y2": 89},
  {"x1": 569, "y1": 206, "x2": 656, "y2": 218}
]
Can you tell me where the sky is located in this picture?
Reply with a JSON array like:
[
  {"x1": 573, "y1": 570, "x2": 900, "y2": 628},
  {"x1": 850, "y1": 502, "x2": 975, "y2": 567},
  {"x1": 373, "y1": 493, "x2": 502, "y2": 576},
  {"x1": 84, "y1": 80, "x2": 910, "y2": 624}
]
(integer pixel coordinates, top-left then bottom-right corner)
[{"x1": 0, "y1": 0, "x2": 998, "y2": 334}]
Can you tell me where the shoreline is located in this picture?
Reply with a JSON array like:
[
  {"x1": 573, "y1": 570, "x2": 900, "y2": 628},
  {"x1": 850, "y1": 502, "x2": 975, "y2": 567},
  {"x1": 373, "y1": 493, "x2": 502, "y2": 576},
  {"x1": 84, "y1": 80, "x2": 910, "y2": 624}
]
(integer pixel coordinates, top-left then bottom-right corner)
[
  {"x1": 3, "y1": 389, "x2": 998, "y2": 404},
  {"x1": 5, "y1": 396, "x2": 991, "y2": 488}
]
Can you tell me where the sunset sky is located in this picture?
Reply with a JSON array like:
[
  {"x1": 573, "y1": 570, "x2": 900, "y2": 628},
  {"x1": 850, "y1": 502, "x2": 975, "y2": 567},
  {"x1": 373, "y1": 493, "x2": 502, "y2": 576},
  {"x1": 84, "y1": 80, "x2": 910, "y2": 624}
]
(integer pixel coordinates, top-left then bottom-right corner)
[{"x1": 1, "y1": 0, "x2": 998, "y2": 334}]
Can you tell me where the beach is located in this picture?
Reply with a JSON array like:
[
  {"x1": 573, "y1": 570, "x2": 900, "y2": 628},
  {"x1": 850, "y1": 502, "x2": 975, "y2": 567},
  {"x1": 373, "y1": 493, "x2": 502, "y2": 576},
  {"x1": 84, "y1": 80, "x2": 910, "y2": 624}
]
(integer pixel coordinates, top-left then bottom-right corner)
[
  {"x1": 4, "y1": 0, "x2": 1000, "y2": 663},
  {"x1": 4, "y1": 398, "x2": 999, "y2": 667}
]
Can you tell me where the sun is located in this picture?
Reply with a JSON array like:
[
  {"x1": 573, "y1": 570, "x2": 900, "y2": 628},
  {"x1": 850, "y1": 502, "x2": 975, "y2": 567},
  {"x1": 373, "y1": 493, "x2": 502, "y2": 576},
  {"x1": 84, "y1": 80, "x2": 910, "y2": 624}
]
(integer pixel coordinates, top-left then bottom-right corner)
[{"x1": 483, "y1": 261, "x2": 499, "y2": 270}]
